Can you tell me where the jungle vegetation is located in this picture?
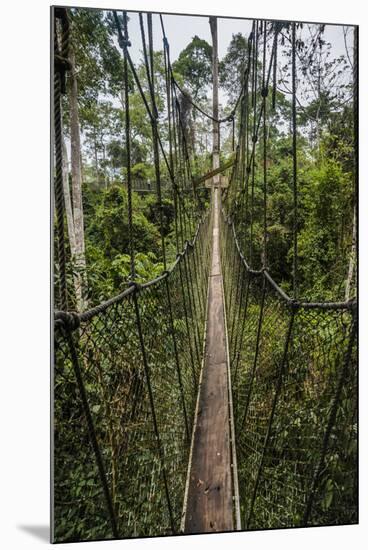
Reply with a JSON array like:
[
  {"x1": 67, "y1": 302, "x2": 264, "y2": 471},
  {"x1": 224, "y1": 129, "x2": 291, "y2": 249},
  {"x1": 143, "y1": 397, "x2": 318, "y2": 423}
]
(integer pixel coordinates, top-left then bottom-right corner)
[{"x1": 56, "y1": 10, "x2": 356, "y2": 311}]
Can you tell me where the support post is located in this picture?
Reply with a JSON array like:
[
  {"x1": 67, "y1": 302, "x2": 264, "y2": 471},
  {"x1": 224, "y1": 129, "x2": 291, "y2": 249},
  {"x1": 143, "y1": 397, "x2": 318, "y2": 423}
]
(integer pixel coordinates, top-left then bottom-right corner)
[{"x1": 210, "y1": 16, "x2": 220, "y2": 186}]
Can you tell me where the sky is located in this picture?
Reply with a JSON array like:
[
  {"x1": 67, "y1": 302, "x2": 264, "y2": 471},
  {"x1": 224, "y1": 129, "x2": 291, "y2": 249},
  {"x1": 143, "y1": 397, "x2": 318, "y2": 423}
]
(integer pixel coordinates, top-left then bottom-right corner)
[
  {"x1": 119, "y1": 10, "x2": 354, "y2": 111},
  {"x1": 124, "y1": 10, "x2": 353, "y2": 66},
  {"x1": 126, "y1": 11, "x2": 253, "y2": 62},
  {"x1": 76, "y1": 8, "x2": 355, "y2": 162}
]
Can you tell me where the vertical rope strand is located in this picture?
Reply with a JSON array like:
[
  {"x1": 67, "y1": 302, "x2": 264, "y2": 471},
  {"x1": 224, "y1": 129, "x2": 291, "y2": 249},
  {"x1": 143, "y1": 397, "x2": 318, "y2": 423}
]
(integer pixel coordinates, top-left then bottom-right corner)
[
  {"x1": 303, "y1": 311, "x2": 357, "y2": 525},
  {"x1": 249, "y1": 20, "x2": 258, "y2": 266},
  {"x1": 272, "y1": 24, "x2": 278, "y2": 110},
  {"x1": 147, "y1": 14, "x2": 167, "y2": 269},
  {"x1": 66, "y1": 330, "x2": 119, "y2": 538},
  {"x1": 353, "y1": 25, "x2": 358, "y2": 295},
  {"x1": 133, "y1": 290, "x2": 175, "y2": 532},
  {"x1": 262, "y1": 21, "x2": 268, "y2": 268},
  {"x1": 292, "y1": 22, "x2": 298, "y2": 298},
  {"x1": 122, "y1": 12, "x2": 135, "y2": 279},
  {"x1": 246, "y1": 305, "x2": 297, "y2": 528},
  {"x1": 54, "y1": 18, "x2": 65, "y2": 309},
  {"x1": 54, "y1": 9, "x2": 71, "y2": 311}
]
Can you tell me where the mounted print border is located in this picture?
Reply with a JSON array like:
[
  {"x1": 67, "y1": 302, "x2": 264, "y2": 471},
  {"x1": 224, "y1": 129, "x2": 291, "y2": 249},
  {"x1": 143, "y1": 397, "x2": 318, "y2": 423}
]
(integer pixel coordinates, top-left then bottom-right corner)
[{"x1": 52, "y1": 4, "x2": 358, "y2": 543}]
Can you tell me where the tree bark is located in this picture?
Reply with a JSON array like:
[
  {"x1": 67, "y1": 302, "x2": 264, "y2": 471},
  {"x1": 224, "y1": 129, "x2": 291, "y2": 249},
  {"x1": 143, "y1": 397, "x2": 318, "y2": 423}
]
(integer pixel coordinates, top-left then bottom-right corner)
[
  {"x1": 69, "y1": 48, "x2": 88, "y2": 311},
  {"x1": 93, "y1": 130, "x2": 99, "y2": 184},
  {"x1": 102, "y1": 140, "x2": 107, "y2": 188},
  {"x1": 210, "y1": 17, "x2": 220, "y2": 185},
  {"x1": 345, "y1": 26, "x2": 358, "y2": 302},
  {"x1": 62, "y1": 138, "x2": 77, "y2": 256},
  {"x1": 345, "y1": 206, "x2": 356, "y2": 301},
  {"x1": 62, "y1": 137, "x2": 85, "y2": 309}
]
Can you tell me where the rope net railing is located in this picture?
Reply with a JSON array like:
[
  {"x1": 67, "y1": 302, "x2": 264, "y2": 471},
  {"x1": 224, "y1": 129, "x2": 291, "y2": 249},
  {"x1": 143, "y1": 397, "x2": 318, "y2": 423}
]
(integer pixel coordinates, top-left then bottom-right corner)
[
  {"x1": 221, "y1": 19, "x2": 357, "y2": 529},
  {"x1": 53, "y1": 8, "x2": 213, "y2": 542},
  {"x1": 54, "y1": 213, "x2": 212, "y2": 541},
  {"x1": 221, "y1": 215, "x2": 357, "y2": 529},
  {"x1": 53, "y1": 8, "x2": 358, "y2": 540}
]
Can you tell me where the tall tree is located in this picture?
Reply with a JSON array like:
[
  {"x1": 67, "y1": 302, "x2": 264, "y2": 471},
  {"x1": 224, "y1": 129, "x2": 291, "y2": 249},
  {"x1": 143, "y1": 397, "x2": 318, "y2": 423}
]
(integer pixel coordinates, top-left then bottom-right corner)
[
  {"x1": 172, "y1": 35, "x2": 212, "y2": 100},
  {"x1": 283, "y1": 24, "x2": 351, "y2": 153},
  {"x1": 345, "y1": 26, "x2": 357, "y2": 301},
  {"x1": 69, "y1": 48, "x2": 88, "y2": 310},
  {"x1": 219, "y1": 33, "x2": 249, "y2": 101}
]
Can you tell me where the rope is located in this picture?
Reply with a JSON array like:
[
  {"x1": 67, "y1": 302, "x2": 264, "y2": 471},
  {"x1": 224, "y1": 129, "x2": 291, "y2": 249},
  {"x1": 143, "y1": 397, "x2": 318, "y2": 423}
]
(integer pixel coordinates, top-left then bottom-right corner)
[
  {"x1": 272, "y1": 23, "x2": 279, "y2": 110},
  {"x1": 159, "y1": 14, "x2": 240, "y2": 125},
  {"x1": 139, "y1": 13, "x2": 158, "y2": 120},
  {"x1": 122, "y1": 11, "x2": 135, "y2": 279},
  {"x1": 165, "y1": 276, "x2": 191, "y2": 443},
  {"x1": 114, "y1": 10, "x2": 194, "y2": 223},
  {"x1": 54, "y1": 13, "x2": 357, "y2": 538},
  {"x1": 240, "y1": 278, "x2": 266, "y2": 431},
  {"x1": 66, "y1": 330, "x2": 119, "y2": 538},
  {"x1": 302, "y1": 311, "x2": 357, "y2": 524},
  {"x1": 292, "y1": 22, "x2": 298, "y2": 298},
  {"x1": 54, "y1": 8, "x2": 70, "y2": 311},
  {"x1": 249, "y1": 20, "x2": 259, "y2": 265},
  {"x1": 147, "y1": 13, "x2": 155, "y2": 96},
  {"x1": 162, "y1": 32, "x2": 180, "y2": 253},
  {"x1": 262, "y1": 22, "x2": 268, "y2": 268},
  {"x1": 132, "y1": 289, "x2": 175, "y2": 531},
  {"x1": 353, "y1": 26, "x2": 358, "y2": 240},
  {"x1": 143, "y1": 13, "x2": 167, "y2": 269},
  {"x1": 159, "y1": 18, "x2": 204, "y2": 232},
  {"x1": 246, "y1": 303, "x2": 297, "y2": 528}
]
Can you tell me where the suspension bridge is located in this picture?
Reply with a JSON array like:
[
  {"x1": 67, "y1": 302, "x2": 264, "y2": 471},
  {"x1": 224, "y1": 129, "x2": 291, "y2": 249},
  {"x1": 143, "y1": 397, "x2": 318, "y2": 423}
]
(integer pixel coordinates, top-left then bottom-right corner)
[{"x1": 53, "y1": 9, "x2": 357, "y2": 542}]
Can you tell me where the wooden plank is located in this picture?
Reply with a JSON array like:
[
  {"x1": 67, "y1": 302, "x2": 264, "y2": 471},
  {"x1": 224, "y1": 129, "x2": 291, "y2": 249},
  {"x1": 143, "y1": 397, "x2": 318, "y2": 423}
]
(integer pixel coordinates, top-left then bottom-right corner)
[
  {"x1": 193, "y1": 159, "x2": 235, "y2": 187},
  {"x1": 184, "y1": 188, "x2": 234, "y2": 534},
  {"x1": 205, "y1": 175, "x2": 229, "y2": 189}
]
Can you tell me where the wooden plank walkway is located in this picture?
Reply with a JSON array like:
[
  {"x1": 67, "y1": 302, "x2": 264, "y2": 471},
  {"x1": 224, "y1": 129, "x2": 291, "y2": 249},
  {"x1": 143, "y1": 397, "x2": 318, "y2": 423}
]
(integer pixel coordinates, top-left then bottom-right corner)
[{"x1": 183, "y1": 188, "x2": 234, "y2": 534}]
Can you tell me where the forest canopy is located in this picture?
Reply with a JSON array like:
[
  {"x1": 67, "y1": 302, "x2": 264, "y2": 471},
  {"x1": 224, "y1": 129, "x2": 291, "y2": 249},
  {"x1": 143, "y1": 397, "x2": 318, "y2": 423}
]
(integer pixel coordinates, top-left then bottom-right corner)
[
  {"x1": 55, "y1": 10, "x2": 356, "y2": 310},
  {"x1": 53, "y1": 10, "x2": 357, "y2": 542}
]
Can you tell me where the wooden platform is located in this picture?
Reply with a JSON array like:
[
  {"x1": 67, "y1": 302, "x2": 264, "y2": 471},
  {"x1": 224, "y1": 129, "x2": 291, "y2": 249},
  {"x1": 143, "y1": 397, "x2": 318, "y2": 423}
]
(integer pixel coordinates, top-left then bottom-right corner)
[{"x1": 183, "y1": 188, "x2": 234, "y2": 534}]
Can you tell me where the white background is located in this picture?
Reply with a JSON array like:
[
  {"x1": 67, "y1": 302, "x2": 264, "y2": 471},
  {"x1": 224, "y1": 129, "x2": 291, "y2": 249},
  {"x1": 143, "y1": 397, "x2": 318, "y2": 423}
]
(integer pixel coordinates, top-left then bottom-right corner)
[{"x1": 0, "y1": 0, "x2": 366, "y2": 548}]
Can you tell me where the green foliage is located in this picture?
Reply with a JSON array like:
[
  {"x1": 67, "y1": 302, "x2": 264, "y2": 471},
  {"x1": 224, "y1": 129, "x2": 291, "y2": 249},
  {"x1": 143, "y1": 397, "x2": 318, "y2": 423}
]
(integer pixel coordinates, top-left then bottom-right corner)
[
  {"x1": 88, "y1": 185, "x2": 161, "y2": 257},
  {"x1": 82, "y1": 185, "x2": 167, "y2": 303},
  {"x1": 172, "y1": 35, "x2": 212, "y2": 99},
  {"x1": 219, "y1": 33, "x2": 248, "y2": 100},
  {"x1": 298, "y1": 157, "x2": 353, "y2": 299},
  {"x1": 145, "y1": 196, "x2": 175, "y2": 236},
  {"x1": 69, "y1": 9, "x2": 124, "y2": 103},
  {"x1": 236, "y1": 126, "x2": 355, "y2": 301},
  {"x1": 55, "y1": 10, "x2": 356, "y2": 539}
]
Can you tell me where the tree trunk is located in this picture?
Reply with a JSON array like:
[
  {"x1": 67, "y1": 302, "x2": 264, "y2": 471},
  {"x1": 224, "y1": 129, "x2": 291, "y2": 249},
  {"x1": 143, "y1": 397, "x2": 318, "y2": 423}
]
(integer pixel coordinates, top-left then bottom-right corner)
[
  {"x1": 94, "y1": 130, "x2": 99, "y2": 184},
  {"x1": 345, "y1": 206, "x2": 356, "y2": 301},
  {"x1": 315, "y1": 104, "x2": 321, "y2": 157},
  {"x1": 345, "y1": 26, "x2": 358, "y2": 302},
  {"x1": 102, "y1": 140, "x2": 107, "y2": 188},
  {"x1": 69, "y1": 48, "x2": 88, "y2": 311},
  {"x1": 210, "y1": 16, "x2": 220, "y2": 185},
  {"x1": 62, "y1": 138, "x2": 84, "y2": 308},
  {"x1": 62, "y1": 138, "x2": 77, "y2": 255},
  {"x1": 80, "y1": 150, "x2": 84, "y2": 184}
]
